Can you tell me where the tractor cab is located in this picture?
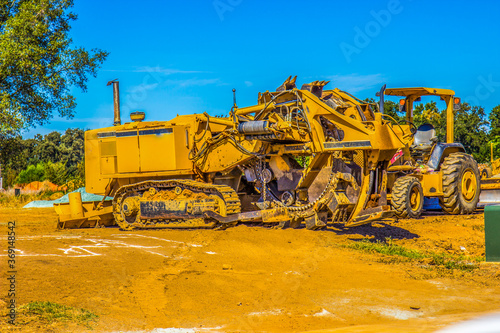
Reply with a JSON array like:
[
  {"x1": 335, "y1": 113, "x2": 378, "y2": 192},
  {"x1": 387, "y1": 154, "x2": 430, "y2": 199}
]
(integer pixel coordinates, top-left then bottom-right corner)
[
  {"x1": 377, "y1": 87, "x2": 480, "y2": 219},
  {"x1": 383, "y1": 87, "x2": 463, "y2": 168}
]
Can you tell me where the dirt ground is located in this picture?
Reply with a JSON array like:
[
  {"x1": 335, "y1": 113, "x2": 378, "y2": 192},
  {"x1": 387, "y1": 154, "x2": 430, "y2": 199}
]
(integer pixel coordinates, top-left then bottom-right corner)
[{"x1": 0, "y1": 208, "x2": 499, "y2": 332}]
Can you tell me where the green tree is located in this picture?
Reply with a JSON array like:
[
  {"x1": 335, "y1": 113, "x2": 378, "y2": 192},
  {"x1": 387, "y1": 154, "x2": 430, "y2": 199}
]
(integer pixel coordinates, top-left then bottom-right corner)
[
  {"x1": 489, "y1": 104, "x2": 500, "y2": 139},
  {"x1": 454, "y1": 103, "x2": 489, "y2": 162},
  {"x1": 33, "y1": 131, "x2": 62, "y2": 163},
  {"x1": 489, "y1": 138, "x2": 500, "y2": 162},
  {"x1": 0, "y1": 134, "x2": 29, "y2": 172},
  {"x1": 364, "y1": 98, "x2": 404, "y2": 123},
  {"x1": 411, "y1": 101, "x2": 489, "y2": 162},
  {"x1": 383, "y1": 100, "x2": 404, "y2": 123},
  {"x1": 15, "y1": 163, "x2": 45, "y2": 184},
  {"x1": 0, "y1": 0, "x2": 108, "y2": 135},
  {"x1": 43, "y1": 161, "x2": 67, "y2": 185},
  {"x1": 413, "y1": 102, "x2": 446, "y2": 141},
  {"x1": 0, "y1": 128, "x2": 85, "y2": 188},
  {"x1": 14, "y1": 161, "x2": 66, "y2": 185},
  {"x1": 60, "y1": 128, "x2": 84, "y2": 174},
  {"x1": 485, "y1": 104, "x2": 500, "y2": 161}
]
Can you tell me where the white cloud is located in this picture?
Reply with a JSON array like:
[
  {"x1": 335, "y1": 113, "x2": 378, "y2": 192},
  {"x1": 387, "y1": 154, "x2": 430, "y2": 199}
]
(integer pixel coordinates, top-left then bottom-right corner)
[
  {"x1": 326, "y1": 73, "x2": 386, "y2": 93},
  {"x1": 244, "y1": 81, "x2": 253, "y2": 87}
]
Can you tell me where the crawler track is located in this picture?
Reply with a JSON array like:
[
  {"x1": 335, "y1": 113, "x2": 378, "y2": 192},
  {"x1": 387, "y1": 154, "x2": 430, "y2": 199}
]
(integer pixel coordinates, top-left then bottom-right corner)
[{"x1": 113, "y1": 179, "x2": 240, "y2": 230}]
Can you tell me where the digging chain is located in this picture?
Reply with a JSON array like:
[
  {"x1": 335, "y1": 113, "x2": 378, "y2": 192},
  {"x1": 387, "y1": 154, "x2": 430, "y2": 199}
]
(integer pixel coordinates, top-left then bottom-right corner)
[
  {"x1": 257, "y1": 157, "x2": 269, "y2": 208},
  {"x1": 258, "y1": 164, "x2": 341, "y2": 219}
]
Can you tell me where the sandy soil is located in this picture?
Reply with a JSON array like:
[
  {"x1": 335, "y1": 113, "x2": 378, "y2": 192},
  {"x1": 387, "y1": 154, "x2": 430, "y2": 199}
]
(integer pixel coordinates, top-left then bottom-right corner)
[{"x1": 0, "y1": 208, "x2": 499, "y2": 332}]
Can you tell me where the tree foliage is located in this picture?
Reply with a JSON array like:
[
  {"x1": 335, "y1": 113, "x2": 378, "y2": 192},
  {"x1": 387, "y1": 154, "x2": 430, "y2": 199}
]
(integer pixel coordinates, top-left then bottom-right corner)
[
  {"x1": 367, "y1": 98, "x2": 492, "y2": 162},
  {"x1": 454, "y1": 104, "x2": 489, "y2": 161},
  {"x1": 383, "y1": 100, "x2": 404, "y2": 123},
  {"x1": 0, "y1": 128, "x2": 84, "y2": 187},
  {"x1": 410, "y1": 102, "x2": 489, "y2": 161},
  {"x1": 0, "y1": 0, "x2": 108, "y2": 135},
  {"x1": 364, "y1": 98, "x2": 404, "y2": 123},
  {"x1": 488, "y1": 104, "x2": 500, "y2": 160},
  {"x1": 15, "y1": 161, "x2": 66, "y2": 185},
  {"x1": 489, "y1": 105, "x2": 500, "y2": 139}
]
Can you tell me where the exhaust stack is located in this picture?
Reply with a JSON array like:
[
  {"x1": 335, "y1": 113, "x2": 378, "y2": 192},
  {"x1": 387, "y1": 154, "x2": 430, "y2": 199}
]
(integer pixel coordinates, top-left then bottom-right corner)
[
  {"x1": 376, "y1": 84, "x2": 387, "y2": 114},
  {"x1": 107, "y1": 79, "x2": 121, "y2": 126}
]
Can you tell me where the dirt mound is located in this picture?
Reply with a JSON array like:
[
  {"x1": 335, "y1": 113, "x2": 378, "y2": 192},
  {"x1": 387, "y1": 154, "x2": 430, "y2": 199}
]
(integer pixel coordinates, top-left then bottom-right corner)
[{"x1": 22, "y1": 180, "x2": 59, "y2": 192}]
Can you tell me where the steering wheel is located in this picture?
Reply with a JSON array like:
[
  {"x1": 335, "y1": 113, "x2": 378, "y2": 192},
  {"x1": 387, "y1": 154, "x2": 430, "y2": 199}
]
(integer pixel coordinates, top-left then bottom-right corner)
[
  {"x1": 381, "y1": 114, "x2": 418, "y2": 138},
  {"x1": 398, "y1": 120, "x2": 418, "y2": 135}
]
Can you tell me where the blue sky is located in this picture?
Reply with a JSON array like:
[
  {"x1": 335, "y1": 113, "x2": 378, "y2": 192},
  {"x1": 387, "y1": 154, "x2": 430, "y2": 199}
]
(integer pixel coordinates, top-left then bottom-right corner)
[{"x1": 24, "y1": 0, "x2": 500, "y2": 137}]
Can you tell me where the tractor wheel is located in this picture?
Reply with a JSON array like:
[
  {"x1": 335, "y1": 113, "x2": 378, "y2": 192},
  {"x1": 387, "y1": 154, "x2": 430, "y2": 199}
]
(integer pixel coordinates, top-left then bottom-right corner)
[
  {"x1": 391, "y1": 176, "x2": 424, "y2": 219},
  {"x1": 480, "y1": 166, "x2": 492, "y2": 179},
  {"x1": 439, "y1": 153, "x2": 480, "y2": 214}
]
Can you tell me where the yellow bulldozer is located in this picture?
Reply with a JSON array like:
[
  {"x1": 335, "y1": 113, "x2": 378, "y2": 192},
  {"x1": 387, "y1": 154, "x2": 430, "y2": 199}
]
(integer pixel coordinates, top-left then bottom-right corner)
[{"x1": 55, "y1": 77, "x2": 480, "y2": 230}]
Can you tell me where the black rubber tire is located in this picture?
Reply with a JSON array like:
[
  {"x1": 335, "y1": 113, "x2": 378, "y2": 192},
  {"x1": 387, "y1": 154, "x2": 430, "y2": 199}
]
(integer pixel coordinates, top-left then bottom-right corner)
[
  {"x1": 391, "y1": 176, "x2": 424, "y2": 219},
  {"x1": 439, "y1": 152, "x2": 480, "y2": 215},
  {"x1": 480, "y1": 166, "x2": 492, "y2": 179}
]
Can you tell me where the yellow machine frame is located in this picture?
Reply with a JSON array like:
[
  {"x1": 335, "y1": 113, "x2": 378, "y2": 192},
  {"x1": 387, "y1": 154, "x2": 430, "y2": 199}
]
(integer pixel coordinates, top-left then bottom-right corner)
[{"x1": 56, "y1": 79, "x2": 480, "y2": 229}]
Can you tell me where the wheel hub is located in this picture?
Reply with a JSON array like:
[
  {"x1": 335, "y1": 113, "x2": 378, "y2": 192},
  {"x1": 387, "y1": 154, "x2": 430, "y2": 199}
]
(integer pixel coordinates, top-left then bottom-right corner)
[
  {"x1": 410, "y1": 186, "x2": 421, "y2": 211},
  {"x1": 281, "y1": 191, "x2": 295, "y2": 206},
  {"x1": 122, "y1": 197, "x2": 140, "y2": 217},
  {"x1": 461, "y1": 169, "x2": 477, "y2": 202}
]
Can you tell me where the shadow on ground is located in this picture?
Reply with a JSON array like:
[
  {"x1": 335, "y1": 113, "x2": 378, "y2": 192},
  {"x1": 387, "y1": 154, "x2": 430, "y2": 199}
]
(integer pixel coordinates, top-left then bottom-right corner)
[{"x1": 330, "y1": 222, "x2": 420, "y2": 241}]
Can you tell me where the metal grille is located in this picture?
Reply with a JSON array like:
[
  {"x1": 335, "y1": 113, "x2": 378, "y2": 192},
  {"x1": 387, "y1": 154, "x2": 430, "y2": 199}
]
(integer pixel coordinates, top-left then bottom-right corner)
[{"x1": 353, "y1": 149, "x2": 365, "y2": 171}]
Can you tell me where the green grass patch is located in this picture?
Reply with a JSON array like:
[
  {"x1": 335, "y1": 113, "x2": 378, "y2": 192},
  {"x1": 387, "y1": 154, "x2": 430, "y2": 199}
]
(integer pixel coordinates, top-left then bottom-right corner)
[
  {"x1": 344, "y1": 238, "x2": 482, "y2": 272},
  {"x1": 18, "y1": 301, "x2": 98, "y2": 327},
  {"x1": 346, "y1": 238, "x2": 425, "y2": 259}
]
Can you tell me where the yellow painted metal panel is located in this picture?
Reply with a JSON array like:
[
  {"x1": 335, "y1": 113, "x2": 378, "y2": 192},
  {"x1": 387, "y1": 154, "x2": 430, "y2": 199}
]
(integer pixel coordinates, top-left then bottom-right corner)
[
  {"x1": 100, "y1": 156, "x2": 117, "y2": 175},
  {"x1": 100, "y1": 141, "x2": 117, "y2": 156},
  {"x1": 421, "y1": 172, "x2": 443, "y2": 197},
  {"x1": 99, "y1": 139, "x2": 117, "y2": 175},
  {"x1": 116, "y1": 131, "x2": 140, "y2": 173},
  {"x1": 85, "y1": 130, "x2": 110, "y2": 195},
  {"x1": 173, "y1": 126, "x2": 192, "y2": 170},
  {"x1": 385, "y1": 87, "x2": 455, "y2": 97},
  {"x1": 139, "y1": 128, "x2": 177, "y2": 172}
]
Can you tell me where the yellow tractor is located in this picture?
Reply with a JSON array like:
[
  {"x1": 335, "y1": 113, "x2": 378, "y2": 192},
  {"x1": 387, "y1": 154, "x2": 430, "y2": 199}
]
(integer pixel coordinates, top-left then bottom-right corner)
[
  {"x1": 382, "y1": 87, "x2": 480, "y2": 217},
  {"x1": 55, "y1": 78, "x2": 480, "y2": 230}
]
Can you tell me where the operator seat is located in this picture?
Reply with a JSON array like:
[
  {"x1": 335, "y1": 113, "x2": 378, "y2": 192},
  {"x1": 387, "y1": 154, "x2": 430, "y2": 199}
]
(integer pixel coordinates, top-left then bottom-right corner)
[{"x1": 412, "y1": 123, "x2": 437, "y2": 151}]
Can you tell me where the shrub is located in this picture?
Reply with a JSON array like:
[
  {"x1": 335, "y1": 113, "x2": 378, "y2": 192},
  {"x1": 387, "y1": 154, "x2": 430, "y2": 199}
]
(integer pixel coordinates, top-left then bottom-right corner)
[
  {"x1": 43, "y1": 161, "x2": 67, "y2": 185},
  {"x1": 14, "y1": 161, "x2": 67, "y2": 186},
  {"x1": 15, "y1": 163, "x2": 45, "y2": 184}
]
